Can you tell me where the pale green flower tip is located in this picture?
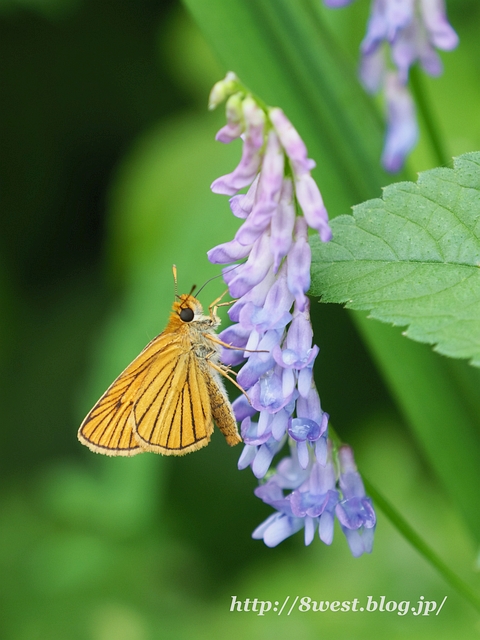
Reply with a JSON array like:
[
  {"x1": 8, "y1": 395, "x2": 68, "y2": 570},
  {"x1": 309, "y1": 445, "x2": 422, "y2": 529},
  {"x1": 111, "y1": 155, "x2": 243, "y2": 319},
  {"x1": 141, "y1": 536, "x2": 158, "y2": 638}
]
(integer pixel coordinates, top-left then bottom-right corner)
[
  {"x1": 225, "y1": 92, "x2": 244, "y2": 122},
  {"x1": 208, "y1": 71, "x2": 239, "y2": 110}
]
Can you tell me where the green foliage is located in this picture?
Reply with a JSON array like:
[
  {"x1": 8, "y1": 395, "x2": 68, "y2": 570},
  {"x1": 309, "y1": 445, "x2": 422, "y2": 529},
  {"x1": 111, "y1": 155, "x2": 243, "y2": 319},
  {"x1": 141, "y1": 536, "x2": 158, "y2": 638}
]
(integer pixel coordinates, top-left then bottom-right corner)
[
  {"x1": 2, "y1": 0, "x2": 480, "y2": 638},
  {"x1": 184, "y1": 0, "x2": 395, "y2": 210},
  {"x1": 184, "y1": 0, "x2": 480, "y2": 560},
  {"x1": 311, "y1": 152, "x2": 480, "y2": 366}
]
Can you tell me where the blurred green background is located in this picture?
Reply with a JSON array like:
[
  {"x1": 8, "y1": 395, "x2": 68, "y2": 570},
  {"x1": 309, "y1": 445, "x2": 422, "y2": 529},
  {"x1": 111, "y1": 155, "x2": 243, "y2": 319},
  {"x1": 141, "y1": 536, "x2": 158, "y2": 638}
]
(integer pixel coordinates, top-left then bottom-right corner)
[{"x1": 1, "y1": 0, "x2": 479, "y2": 638}]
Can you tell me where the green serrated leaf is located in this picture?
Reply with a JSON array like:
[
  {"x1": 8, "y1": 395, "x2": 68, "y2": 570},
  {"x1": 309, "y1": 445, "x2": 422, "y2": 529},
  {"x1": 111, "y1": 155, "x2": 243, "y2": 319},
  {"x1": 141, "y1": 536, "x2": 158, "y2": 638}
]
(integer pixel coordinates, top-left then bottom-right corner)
[{"x1": 311, "y1": 152, "x2": 480, "y2": 366}]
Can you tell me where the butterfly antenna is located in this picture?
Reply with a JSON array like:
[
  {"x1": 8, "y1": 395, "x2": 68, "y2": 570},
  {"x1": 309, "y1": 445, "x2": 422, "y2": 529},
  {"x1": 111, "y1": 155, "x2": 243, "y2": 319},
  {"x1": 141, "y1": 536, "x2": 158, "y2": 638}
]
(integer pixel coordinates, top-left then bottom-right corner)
[
  {"x1": 195, "y1": 264, "x2": 242, "y2": 299},
  {"x1": 173, "y1": 265, "x2": 197, "y2": 305},
  {"x1": 172, "y1": 265, "x2": 179, "y2": 299}
]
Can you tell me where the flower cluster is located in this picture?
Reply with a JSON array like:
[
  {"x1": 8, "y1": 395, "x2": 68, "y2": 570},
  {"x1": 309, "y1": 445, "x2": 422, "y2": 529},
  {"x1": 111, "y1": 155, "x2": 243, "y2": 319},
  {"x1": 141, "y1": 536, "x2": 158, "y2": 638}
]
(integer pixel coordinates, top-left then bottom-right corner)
[
  {"x1": 208, "y1": 73, "x2": 376, "y2": 555},
  {"x1": 324, "y1": 0, "x2": 459, "y2": 171}
]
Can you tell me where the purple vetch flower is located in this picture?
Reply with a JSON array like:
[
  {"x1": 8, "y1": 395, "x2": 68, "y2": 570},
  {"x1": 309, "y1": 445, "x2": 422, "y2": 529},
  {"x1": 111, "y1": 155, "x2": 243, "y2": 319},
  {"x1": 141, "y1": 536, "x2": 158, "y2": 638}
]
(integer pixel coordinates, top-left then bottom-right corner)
[
  {"x1": 207, "y1": 73, "x2": 375, "y2": 556},
  {"x1": 382, "y1": 71, "x2": 419, "y2": 172},
  {"x1": 335, "y1": 446, "x2": 377, "y2": 557},
  {"x1": 324, "y1": 0, "x2": 458, "y2": 170},
  {"x1": 252, "y1": 442, "x2": 373, "y2": 550}
]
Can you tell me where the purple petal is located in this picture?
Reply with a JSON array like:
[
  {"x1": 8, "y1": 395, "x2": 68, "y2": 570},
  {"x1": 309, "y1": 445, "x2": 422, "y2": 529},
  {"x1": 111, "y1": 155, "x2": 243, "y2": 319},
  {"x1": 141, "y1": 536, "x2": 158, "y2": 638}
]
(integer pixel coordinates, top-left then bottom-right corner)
[
  {"x1": 255, "y1": 130, "x2": 284, "y2": 207},
  {"x1": 280, "y1": 367, "x2": 296, "y2": 398},
  {"x1": 273, "y1": 449, "x2": 310, "y2": 489},
  {"x1": 211, "y1": 136, "x2": 262, "y2": 195},
  {"x1": 246, "y1": 305, "x2": 291, "y2": 334},
  {"x1": 359, "y1": 46, "x2": 386, "y2": 94},
  {"x1": 207, "y1": 238, "x2": 253, "y2": 263},
  {"x1": 338, "y1": 446, "x2": 367, "y2": 499},
  {"x1": 384, "y1": 0, "x2": 415, "y2": 38},
  {"x1": 381, "y1": 72, "x2": 418, "y2": 173},
  {"x1": 238, "y1": 443, "x2": 257, "y2": 470},
  {"x1": 249, "y1": 368, "x2": 294, "y2": 413},
  {"x1": 257, "y1": 409, "x2": 273, "y2": 437},
  {"x1": 218, "y1": 323, "x2": 250, "y2": 366},
  {"x1": 252, "y1": 512, "x2": 304, "y2": 547},
  {"x1": 311, "y1": 461, "x2": 337, "y2": 495},
  {"x1": 243, "y1": 96, "x2": 266, "y2": 150},
  {"x1": 288, "y1": 418, "x2": 321, "y2": 443},
  {"x1": 235, "y1": 201, "x2": 276, "y2": 246},
  {"x1": 417, "y1": 39, "x2": 443, "y2": 77},
  {"x1": 361, "y1": 0, "x2": 391, "y2": 53},
  {"x1": 270, "y1": 409, "x2": 290, "y2": 441},
  {"x1": 271, "y1": 178, "x2": 295, "y2": 272},
  {"x1": 294, "y1": 174, "x2": 332, "y2": 241},
  {"x1": 215, "y1": 93, "x2": 244, "y2": 143},
  {"x1": 227, "y1": 234, "x2": 274, "y2": 297},
  {"x1": 285, "y1": 302, "x2": 314, "y2": 360},
  {"x1": 304, "y1": 516, "x2": 316, "y2": 545},
  {"x1": 232, "y1": 394, "x2": 257, "y2": 422},
  {"x1": 237, "y1": 329, "x2": 280, "y2": 388},
  {"x1": 420, "y1": 0, "x2": 459, "y2": 50},
  {"x1": 296, "y1": 387, "x2": 324, "y2": 425},
  {"x1": 241, "y1": 416, "x2": 272, "y2": 446},
  {"x1": 290, "y1": 463, "x2": 338, "y2": 516},
  {"x1": 269, "y1": 107, "x2": 316, "y2": 176},
  {"x1": 315, "y1": 436, "x2": 328, "y2": 465},
  {"x1": 296, "y1": 440, "x2": 309, "y2": 469},
  {"x1": 228, "y1": 268, "x2": 276, "y2": 323},
  {"x1": 362, "y1": 0, "x2": 414, "y2": 51},
  {"x1": 252, "y1": 437, "x2": 284, "y2": 478},
  {"x1": 286, "y1": 217, "x2": 311, "y2": 309},
  {"x1": 211, "y1": 99, "x2": 265, "y2": 195},
  {"x1": 229, "y1": 176, "x2": 259, "y2": 219},
  {"x1": 391, "y1": 19, "x2": 423, "y2": 82},
  {"x1": 248, "y1": 266, "x2": 294, "y2": 332},
  {"x1": 319, "y1": 510, "x2": 335, "y2": 545},
  {"x1": 297, "y1": 365, "x2": 315, "y2": 397},
  {"x1": 254, "y1": 478, "x2": 286, "y2": 506},
  {"x1": 341, "y1": 526, "x2": 375, "y2": 557},
  {"x1": 323, "y1": 0, "x2": 355, "y2": 6},
  {"x1": 336, "y1": 497, "x2": 376, "y2": 529}
]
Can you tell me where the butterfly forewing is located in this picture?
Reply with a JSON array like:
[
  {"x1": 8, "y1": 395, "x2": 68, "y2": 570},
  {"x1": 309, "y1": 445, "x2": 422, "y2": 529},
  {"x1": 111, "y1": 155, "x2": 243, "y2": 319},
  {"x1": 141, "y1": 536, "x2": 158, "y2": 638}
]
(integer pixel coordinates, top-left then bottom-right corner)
[
  {"x1": 78, "y1": 333, "x2": 179, "y2": 456},
  {"x1": 133, "y1": 350, "x2": 214, "y2": 455}
]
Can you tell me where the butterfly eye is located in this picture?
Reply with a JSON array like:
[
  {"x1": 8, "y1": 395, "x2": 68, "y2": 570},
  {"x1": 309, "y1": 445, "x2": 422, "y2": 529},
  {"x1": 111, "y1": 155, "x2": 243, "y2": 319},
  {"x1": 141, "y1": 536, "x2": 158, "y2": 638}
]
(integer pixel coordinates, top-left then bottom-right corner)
[{"x1": 179, "y1": 307, "x2": 195, "y2": 323}]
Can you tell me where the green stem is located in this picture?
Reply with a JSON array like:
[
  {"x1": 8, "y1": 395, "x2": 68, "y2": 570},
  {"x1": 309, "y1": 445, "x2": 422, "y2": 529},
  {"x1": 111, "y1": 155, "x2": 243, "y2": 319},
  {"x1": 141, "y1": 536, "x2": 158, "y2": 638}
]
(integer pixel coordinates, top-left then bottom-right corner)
[
  {"x1": 363, "y1": 477, "x2": 480, "y2": 614},
  {"x1": 331, "y1": 424, "x2": 480, "y2": 612},
  {"x1": 409, "y1": 65, "x2": 451, "y2": 168},
  {"x1": 231, "y1": 77, "x2": 270, "y2": 113}
]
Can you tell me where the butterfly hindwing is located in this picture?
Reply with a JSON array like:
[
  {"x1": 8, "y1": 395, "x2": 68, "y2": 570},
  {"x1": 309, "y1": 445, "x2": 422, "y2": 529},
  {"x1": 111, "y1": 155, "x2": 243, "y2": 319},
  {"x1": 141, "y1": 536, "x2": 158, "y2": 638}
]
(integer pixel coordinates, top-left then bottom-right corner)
[{"x1": 132, "y1": 350, "x2": 214, "y2": 455}]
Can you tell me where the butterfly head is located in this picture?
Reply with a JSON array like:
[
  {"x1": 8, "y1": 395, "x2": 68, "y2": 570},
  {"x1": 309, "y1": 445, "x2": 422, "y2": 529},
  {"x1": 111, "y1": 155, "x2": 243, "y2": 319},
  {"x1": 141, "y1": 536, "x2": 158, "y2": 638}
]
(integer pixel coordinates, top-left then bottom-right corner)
[{"x1": 172, "y1": 294, "x2": 207, "y2": 325}]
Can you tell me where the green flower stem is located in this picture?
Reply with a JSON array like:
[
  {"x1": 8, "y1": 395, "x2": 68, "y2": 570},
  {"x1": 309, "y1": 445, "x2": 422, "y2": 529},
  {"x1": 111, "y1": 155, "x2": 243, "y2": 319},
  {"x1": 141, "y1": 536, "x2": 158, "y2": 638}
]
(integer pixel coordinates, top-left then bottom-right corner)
[
  {"x1": 363, "y1": 476, "x2": 480, "y2": 614},
  {"x1": 230, "y1": 77, "x2": 269, "y2": 113},
  {"x1": 351, "y1": 311, "x2": 480, "y2": 544},
  {"x1": 331, "y1": 423, "x2": 480, "y2": 611}
]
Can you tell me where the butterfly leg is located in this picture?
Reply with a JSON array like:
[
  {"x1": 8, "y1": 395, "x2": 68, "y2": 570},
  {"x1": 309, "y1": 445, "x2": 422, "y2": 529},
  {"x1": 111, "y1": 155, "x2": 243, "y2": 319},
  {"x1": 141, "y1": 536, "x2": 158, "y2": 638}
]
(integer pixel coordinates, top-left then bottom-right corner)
[
  {"x1": 209, "y1": 291, "x2": 238, "y2": 321},
  {"x1": 207, "y1": 359, "x2": 251, "y2": 404},
  {"x1": 207, "y1": 334, "x2": 268, "y2": 354}
]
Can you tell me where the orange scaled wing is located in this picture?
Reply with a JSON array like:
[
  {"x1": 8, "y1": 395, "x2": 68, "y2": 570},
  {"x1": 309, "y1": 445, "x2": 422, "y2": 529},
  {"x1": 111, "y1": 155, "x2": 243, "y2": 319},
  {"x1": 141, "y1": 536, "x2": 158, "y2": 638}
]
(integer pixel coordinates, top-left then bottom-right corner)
[
  {"x1": 78, "y1": 333, "x2": 182, "y2": 456},
  {"x1": 132, "y1": 350, "x2": 214, "y2": 455}
]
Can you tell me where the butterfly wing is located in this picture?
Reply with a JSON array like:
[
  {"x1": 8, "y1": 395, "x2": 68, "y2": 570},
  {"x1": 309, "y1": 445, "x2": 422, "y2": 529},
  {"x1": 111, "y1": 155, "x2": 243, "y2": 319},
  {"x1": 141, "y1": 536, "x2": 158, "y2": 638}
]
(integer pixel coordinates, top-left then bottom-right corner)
[
  {"x1": 78, "y1": 333, "x2": 181, "y2": 456},
  {"x1": 132, "y1": 349, "x2": 214, "y2": 455}
]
